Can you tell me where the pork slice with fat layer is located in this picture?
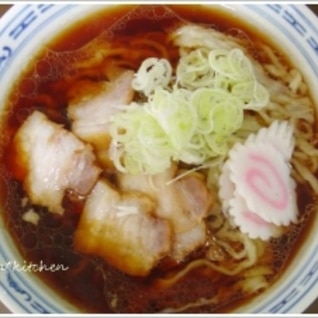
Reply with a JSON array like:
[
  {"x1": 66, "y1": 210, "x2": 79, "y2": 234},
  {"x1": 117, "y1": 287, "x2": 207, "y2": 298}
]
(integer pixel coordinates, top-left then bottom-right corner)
[
  {"x1": 74, "y1": 179, "x2": 172, "y2": 276},
  {"x1": 13, "y1": 110, "x2": 101, "y2": 214}
]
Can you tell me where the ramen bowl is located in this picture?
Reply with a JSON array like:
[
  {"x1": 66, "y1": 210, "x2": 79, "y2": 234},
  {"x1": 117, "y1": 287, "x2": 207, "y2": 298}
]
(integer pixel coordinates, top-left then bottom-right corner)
[{"x1": 0, "y1": 3, "x2": 318, "y2": 314}]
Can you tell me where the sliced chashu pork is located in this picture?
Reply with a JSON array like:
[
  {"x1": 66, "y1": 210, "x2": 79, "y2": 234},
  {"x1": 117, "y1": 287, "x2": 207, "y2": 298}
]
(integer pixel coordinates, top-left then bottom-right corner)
[
  {"x1": 74, "y1": 179, "x2": 172, "y2": 276},
  {"x1": 67, "y1": 70, "x2": 134, "y2": 168},
  {"x1": 13, "y1": 111, "x2": 101, "y2": 214},
  {"x1": 117, "y1": 165, "x2": 214, "y2": 261}
]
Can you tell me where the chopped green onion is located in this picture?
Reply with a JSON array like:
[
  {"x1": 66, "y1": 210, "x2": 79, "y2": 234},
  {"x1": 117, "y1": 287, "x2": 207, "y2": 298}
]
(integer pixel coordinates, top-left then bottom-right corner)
[{"x1": 109, "y1": 47, "x2": 269, "y2": 175}]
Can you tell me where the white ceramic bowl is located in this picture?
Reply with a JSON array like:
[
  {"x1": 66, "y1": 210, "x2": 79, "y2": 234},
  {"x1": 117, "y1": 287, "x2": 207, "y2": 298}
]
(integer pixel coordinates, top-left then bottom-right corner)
[{"x1": 0, "y1": 3, "x2": 317, "y2": 314}]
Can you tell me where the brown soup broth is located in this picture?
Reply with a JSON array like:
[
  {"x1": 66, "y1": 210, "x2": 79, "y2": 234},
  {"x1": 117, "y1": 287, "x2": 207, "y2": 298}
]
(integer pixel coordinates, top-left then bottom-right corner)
[{"x1": 0, "y1": 5, "x2": 316, "y2": 313}]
